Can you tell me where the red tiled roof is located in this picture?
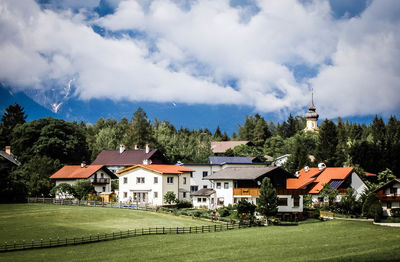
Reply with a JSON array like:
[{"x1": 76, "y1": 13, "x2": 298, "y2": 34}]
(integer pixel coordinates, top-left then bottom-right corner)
[
  {"x1": 210, "y1": 141, "x2": 249, "y2": 153},
  {"x1": 50, "y1": 165, "x2": 104, "y2": 179},
  {"x1": 116, "y1": 164, "x2": 194, "y2": 175},
  {"x1": 309, "y1": 167, "x2": 354, "y2": 194},
  {"x1": 91, "y1": 149, "x2": 163, "y2": 166}
]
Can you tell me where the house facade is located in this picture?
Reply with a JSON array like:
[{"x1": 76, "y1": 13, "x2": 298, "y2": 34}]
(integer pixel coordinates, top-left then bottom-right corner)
[
  {"x1": 182, "y1": 156, "x2": 267, "y2": 194},
  {"x1": 117, "y1": 165, "x2": 193, "y2": 206},
  {"x1": 192, "y1": 188, "x2": 216, "y2": 209},
  {"x1": 286, "y1": 166, "x2": 368, "y2": 203},
  {"x1": 205, "y1": 166, "x2": 305, "y2": 214},
  {"x1": 91, "y1": 144, "x2": 168, "y2": 173},
  {"x1": 375, "y1": 178, "x2": 400, "y2": 216},
  {"x1": 50, "y1": 165, "x2": 117, "y2": 196}
]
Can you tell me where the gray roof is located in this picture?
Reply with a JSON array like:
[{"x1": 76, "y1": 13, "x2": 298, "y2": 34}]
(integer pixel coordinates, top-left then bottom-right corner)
[
  {"x1": 191, "y1": 188, "x2": 216, "y2": 196},
  {"x1": 209, "y1": 156, "x2": 252, "y2": 165},
  {"x1": 205, "y1": 166, "x2": 279, "y2": 180},
  {"x1": 0, "y1": 151, "x2": 20, "y2": 166}
]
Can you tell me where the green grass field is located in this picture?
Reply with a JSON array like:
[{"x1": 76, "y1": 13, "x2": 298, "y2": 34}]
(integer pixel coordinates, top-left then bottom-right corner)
[
  {"x1": 1, "y1": 204, "x2": 400, "y2": 262},
  {"x1": 0, "y1": 204, "x2": 213, "y2": 242}
]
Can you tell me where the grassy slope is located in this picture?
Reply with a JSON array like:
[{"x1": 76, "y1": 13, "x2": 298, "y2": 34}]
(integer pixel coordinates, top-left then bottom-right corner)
[
  {"x1": 0, "y1": 204, "x2": 213, "y2": 241},
  {"x1": 1, "y1": 220, "x2": 400, "y2": 261}
]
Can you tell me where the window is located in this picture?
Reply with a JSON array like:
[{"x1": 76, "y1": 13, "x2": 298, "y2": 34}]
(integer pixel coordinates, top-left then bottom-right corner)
[
  {"x1": 102, "y1": 186, "x2": 106, "y2": 192},
  {"x1": 191, "y1": 186, "x2": 199, "y2": 192},
  {"x1": 123, "y1": 192, "x2": 127, "y2": 198},
  {"x1": 387, "y1": 202, "x2": 392, "y2": 209},
  {"x1": 167, "y1": 177, "x2": 174, "y2": 184},
  {"x1": 390, "y1": 187, "x2": 396, "y2": 195},
  {"x1": 278, "y1": 198, "x2": 288, "y2": 206},
  {"x1": 183, "y1": 177, "x2": 187, "y2": 184},
  {"x1": 183, "y1": 192, "x2": 187, "y2": 198},
  {"x1": 224, "y1": 182, "x2": 229, "y2": 189},
  {"x1": 190, "y1": 173, "x2": 193, "y2": 178},
  {"x1": 197, "y1": 198, "x2": 202, "y2": 202},
  {"x1": 217, "y1": 182, "x2": 221, "y2": 189},
  {"x1": 218, "y1": 198, "x2": 224, "y2": 205},
  {"x1": 101, "y1": 173, "x2": 104, "y2": 178},
  {"x1": 202, "y1": 198, "x2": 207, "y2": 202},
  {"x1": 154, "y1": 192, "x2": 158, "y2": 198},
  {"x1": 211, "y1": 198, "x2": 214, "y2": 204},
  {"x1": 154, "y1": 177, "x2": 158, "y2": 184},
  {"x1": 136, "y1": 177, "x2": 145, "y2": 184},
  {"x1": 203, "y1": 185, "x2": 208, "y2": 189},
  {"x1": 203, "y1": 171, "x2": 208, "y2": 178},
  {"x1": 293, "y1": 195, "x2": 300, "y2": 207},
  {"x1": 123, "y1": 177, "x2": 128, "y2": 184}
]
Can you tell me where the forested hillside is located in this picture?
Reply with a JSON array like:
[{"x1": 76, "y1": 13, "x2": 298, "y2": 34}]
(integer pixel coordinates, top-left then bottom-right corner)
[{"x1": 1, "y1": 104, "x2": 399, "y2": 200}]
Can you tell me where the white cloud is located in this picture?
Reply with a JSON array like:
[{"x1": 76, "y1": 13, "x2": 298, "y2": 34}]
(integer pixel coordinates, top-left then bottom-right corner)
[{"x1": 0, "y1": 0, "x2": 399, "y2": 118}]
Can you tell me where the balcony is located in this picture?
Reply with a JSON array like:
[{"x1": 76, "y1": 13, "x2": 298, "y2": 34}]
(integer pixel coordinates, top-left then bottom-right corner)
[
  {"x1": 91, "y1": 178, "x2": 110, "y2": 184},
  {"x1": 377, "y1": 191, "x2": 400, "y2": 201},
  {"x1": 233, "y1": 188, "x2": 260, "y2": 196}
]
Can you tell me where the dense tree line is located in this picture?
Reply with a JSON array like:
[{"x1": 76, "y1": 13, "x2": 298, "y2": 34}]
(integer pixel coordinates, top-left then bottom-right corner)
[{"x1": 1, "y1": 103, "x2": 399, "y2": 201}]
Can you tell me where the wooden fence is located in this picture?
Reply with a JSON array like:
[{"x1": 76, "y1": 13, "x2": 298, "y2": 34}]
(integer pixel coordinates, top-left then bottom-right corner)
[
  {"x1": 27, "y1": 197, "x2": 156, "y2": 211},
  {"x1": 0, "y1": 223, "x2": 249, "y2": 253}
]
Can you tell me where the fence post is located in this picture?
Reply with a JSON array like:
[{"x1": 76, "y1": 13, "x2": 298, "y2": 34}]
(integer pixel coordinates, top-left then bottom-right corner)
[
  {"x1": 120, "y1": 230, "x2": 122, "y2": 238},
  {"x1": 4, "y1": 242, "x2": 7, "y2": 251},
  {"x1": 49, "y1": 238, "x2": 51, "y2": 247},
  {"x1": 163, "y1": 227, "x2": 165, "y2": 234},
  {"x1": 22, "y1": 240, "x2": 25, "y2": 249},
  {"x1": 128, "y1": 229, "x2": 130, "y2": 236},
  {"x1": 134, "y1": 229, "x2": 136, "y2": 237},
  {"x1": 214, "y1": 224, "x2": 217, "y2": 232},
  {"x1": 202, "y1": 226, "x2": 204, "y2": 233},
  {"x1": 90, "y1": 234, "x2": 92, "y2": 241},
  {"x1": 190, "y1": 226, "x2": 192, "y2": 234},
  {"x1": 58, "y1": 237, "x2": 60, "y2": 245},
  {"x1": 73, "y1": 238, "x2": 75, "y2": 245},
  {"x1": 97, "y1": 233, "x2": 100, "y2": 241},
  {"x1": 113, "y1": 232, "x2": 115, "y2": 240}
]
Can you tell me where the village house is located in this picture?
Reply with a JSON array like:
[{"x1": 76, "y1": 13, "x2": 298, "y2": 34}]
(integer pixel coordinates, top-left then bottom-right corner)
[
  {"x1": 50, "y1": 164, "x2": 117, "y2": 199},
  {"x1": 210, "y1": 141, "x2": 252, "y2": 155},
  {"x1": 182, "y1": 156, "x2": 269, "y2": 194},
  {"x1": 286, "y1": 165, "x2": 367, "y2": 203},
  {"x1": 204, "y1": 166, "x2": 305, "y2": 217},
  {"x1": 374, "y1": 178, "x2": 400, "y2": 216},
  {"x1": 91, "y1": 144, "x2": 167, "y2": 173},
  {"x1": 117, "y1": 164, "x2": 193, "y2": 206},
  {"x1": 0, "y1": 146, "x2": 20, "y2": 166},
  {"x1": 192, "y1": 188, "x2": 216, "y2": 209}
]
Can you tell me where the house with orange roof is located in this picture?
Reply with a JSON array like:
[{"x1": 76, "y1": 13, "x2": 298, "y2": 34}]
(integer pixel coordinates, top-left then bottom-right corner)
[
  {"x1": 116, "y1": 164, "x2": 194, "y2": 206},
  {"x1": 50, "y1": 164, "x2": 118, "y2": 198},
  {"x1": 287, "y1": 166, "x2": 367, "y2": 203}
]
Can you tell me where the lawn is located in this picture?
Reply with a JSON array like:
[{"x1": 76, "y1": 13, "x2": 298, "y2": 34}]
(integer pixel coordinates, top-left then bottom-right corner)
[
  {"x1": 0, "y1": 204, "x2": 213, "y2": 242},
  {"x1": 1, "y1": 204, "x2": 400, "y2": 262}
]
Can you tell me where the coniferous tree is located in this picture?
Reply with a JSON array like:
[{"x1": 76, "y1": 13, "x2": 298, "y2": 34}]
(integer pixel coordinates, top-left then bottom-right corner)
[
  {"x1": 316, "y1": 119, "x2": 338, "y2": 166},
  {"x1": 284, "y1": 135, "x2": 310, "y2": 173},
  {"x1": 1, "y1": 103, "x2": 27, "y2": 130},
  {"x1": 256, "y1": 177, "x2": 278, "y2": 220},
  {"x1": 124, "y1": 108, "x2": 155, "y2": 148},
  {"x1": 213, "y1": 125, "x2": 223, "y2": 141}
]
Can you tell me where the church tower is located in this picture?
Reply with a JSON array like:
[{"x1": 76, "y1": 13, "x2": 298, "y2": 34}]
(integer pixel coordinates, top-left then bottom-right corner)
[{"x1": 304, "y1": 91, "x2": 319, "y2": 132}]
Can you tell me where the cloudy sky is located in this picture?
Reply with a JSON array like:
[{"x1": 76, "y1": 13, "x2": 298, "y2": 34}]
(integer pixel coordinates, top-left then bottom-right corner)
[{"x1": 0, "y1": 0, "x2": 399, "y2": 131}]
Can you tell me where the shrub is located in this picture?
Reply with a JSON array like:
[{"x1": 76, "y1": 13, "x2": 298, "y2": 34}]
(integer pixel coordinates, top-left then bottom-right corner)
[
  {"x1": 391, "y1": 208, "x2": 400, "y2": 217},
  {"x1": 362, "y1": 192, "x2": 382, "y2": 220},
  {"x1": 176, "y1": 200, "x2": 193, "y2": 209},
  {"x1": 218, "y1": 207, "x2": 231, "y2": 217}
]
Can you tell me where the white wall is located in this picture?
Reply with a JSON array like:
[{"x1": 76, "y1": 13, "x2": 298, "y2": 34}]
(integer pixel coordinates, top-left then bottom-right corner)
[
  {"x1": 119, "y1": 168, "x2": 163, "y2": 206},
  {"x1": 277, "y1": 195, "x2": 303, "y2": 213},
  {"x1": 193, "y1": 195, "x2": 215, "y2": 209},
  {"x1": 351, "y1": 172, "x2": 367, "y2": 199},
  {"x1": 212, "y1": 180, "x2": 234, "y2": 206}
]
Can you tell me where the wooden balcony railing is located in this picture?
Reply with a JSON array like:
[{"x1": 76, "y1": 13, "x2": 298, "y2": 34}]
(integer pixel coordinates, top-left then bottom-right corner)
[
  {"x1": 233, "y1": 188, "x2": 260, "y2": 196},
  {"x1": 377, "y1": 191, "x2": 400, "y2": 201},
  {"x1": 91, "y1": 178, "x2": 110, "y2": 184}
]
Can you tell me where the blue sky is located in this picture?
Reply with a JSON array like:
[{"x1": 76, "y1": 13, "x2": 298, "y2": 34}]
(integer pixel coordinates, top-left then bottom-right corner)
[{"x1": 0, "y1": 0, "x2": 399, "y2": 135}]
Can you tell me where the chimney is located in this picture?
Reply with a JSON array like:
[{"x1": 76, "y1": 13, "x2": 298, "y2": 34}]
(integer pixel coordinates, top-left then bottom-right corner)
[
  {"x1": 120, "y1": 144, "x2": 126, "y2": 154},
  {"x1": 5, "y1": 146, "x2": 11, "y2": 155},
  {"x1": 81, "y1": 162, "x2": 86, "y2": 168},
  {"x1": 143, "y1": 159, "x2": 148, "y2": 165},
  {"x1": 318, "y1": 163, "x2": 326, "y2": 171},
  {"x1": 145, "y1": 144, "x2": 149, "y2": 154},
  {"x1": 134, "y1": 144, "x2": 138, "y2": 150}
]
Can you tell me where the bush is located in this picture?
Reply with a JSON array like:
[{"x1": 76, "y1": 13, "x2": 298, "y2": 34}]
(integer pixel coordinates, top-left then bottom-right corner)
[
  {"x1": 218, "y1": 207, "x2": 231, "y2": 217},
  {"x1": 176, "y1": 200, "x2": 193, "y2": 209},
  {"x1": 362, "y1": 192, "x2": 383, "y2": 221},
  {"x1": 391, "y1": 208, "x2": 400, "y2": 217}
]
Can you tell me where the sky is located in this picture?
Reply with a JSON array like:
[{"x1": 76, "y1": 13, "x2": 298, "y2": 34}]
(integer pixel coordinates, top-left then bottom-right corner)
[{"x1": 0, "y1": 0, "x2": 399, "y2": 134}]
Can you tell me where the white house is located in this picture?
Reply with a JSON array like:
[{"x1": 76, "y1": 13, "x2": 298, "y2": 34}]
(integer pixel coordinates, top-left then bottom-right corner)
[
  {"x1": 205, "y1": 166, "x2": 305, "y2": 214},
  {"x1": 50, "y1": 164, "x2": 117, "y2": 197},
  {"x1": 182, "y1": 156, "x2": 269, "y2": 194},
  {"x1": 192, "y1": 188, "x2": 216, "y2": 209},
  {"x1": 116, "y1": 164, "x2": 193, "y2": 206}
]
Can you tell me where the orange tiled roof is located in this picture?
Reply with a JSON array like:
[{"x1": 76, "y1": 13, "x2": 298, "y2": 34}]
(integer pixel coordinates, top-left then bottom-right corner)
[
  {"x1": 286, "y1": 168, "x2": 322, "y2": 189},
  {"x1": 309, "y1": 167, "x2": 354, "y2": 194},
  {"x1": 50, "y1": 165, "x2": 104, "y2": 179},
  {"x1": 365, "y1": 172, "x2": 377, "y2": 177},
  {"x1": 116, "y1": 164, "x2": 194, "y2": 175}
]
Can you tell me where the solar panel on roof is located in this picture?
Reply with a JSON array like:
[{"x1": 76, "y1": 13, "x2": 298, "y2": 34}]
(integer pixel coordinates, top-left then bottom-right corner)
[{"x1": 329, "y1": 180, "x2": 344, "y2": 189}]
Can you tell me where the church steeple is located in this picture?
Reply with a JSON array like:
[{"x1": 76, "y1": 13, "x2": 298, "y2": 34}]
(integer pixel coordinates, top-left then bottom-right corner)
[{"x1": 304, "y1": 90, "x2": 319, "y2": 132}]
